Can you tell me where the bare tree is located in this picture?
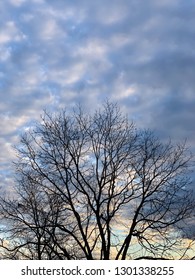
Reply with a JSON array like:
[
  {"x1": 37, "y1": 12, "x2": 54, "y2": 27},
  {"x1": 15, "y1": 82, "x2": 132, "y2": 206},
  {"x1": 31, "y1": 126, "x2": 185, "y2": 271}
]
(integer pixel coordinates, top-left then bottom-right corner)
[
  {"x1": 0, "y1": 180, "x2": 79, "y2": 259},
  {"x1": 0, "y1": 102, "x2": 194, "y2": 259}
]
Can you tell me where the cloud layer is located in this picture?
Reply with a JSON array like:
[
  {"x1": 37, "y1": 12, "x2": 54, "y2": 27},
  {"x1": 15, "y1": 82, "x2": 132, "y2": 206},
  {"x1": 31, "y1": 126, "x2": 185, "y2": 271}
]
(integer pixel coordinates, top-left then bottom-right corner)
[{"x1": 0, "y1": 0, "x2": 195, "y2": 191}]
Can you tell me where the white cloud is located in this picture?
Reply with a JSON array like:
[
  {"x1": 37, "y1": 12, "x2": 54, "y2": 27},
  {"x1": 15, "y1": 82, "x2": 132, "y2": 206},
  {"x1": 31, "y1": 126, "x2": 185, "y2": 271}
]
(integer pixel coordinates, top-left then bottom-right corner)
[
  {"x1": 0, "y1": 47, "x2": 12, "y2": 61},
  {"x1": 39, "y1": 18, "x2": 67, "y2": 41},
  {"x1": 0, "y1": 114, "x2": 29, "y2": 137},
  {"x1": 9, "y1": 0, "x2": 27, "y2": 7},
  {"x1": 76, "y1": 39, "x2": 108, "y2": 58},
  {"x1": 0, "y1": 21, "x2": 25, "y2": 44}
]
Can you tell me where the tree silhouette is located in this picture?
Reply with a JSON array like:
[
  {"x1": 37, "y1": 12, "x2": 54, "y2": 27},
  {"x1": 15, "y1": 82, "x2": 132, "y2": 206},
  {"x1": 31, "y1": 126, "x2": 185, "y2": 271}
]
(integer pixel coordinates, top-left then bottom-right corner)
[{"x1": 0, "y1": 102, "x2": 194, "y2": 259}]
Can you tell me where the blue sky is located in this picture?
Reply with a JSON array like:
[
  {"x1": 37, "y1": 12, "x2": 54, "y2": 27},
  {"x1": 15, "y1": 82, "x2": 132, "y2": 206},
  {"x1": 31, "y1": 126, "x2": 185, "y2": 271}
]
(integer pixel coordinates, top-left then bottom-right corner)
[{"x1": 0, "y1": 0, "x2": 195, "y2": 196}]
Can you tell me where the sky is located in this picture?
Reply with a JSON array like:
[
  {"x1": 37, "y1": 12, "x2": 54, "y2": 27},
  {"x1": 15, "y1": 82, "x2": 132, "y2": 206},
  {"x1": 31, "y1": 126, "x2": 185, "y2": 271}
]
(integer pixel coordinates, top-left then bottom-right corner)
[{"x1": 0, "y1": 0, "x2": 195, "y2": 197}]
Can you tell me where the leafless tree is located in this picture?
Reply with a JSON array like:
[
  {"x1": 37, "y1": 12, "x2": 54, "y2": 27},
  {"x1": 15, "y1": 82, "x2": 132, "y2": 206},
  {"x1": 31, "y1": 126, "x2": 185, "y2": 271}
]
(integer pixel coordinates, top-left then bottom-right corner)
[
  {"x1": 0, "y1": 102, "x2": 194, "y2": 259},
  {"x1": 0, "y1": 180, "x2": 80, "y2": 259}
]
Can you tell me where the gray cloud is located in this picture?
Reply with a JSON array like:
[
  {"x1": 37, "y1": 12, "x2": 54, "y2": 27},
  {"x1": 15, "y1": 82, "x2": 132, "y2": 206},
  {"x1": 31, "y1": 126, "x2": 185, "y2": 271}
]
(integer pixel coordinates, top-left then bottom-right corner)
[{"x1": 0, "y1": 1, "x2": 195, "y2": 208}]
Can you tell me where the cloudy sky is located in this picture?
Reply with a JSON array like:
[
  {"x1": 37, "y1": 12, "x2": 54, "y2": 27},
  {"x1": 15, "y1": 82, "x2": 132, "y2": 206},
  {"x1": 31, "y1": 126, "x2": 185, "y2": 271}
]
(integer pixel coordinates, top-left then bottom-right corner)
[{"x1": 0, "y1": 0, "x2": 195, "y2": 191}]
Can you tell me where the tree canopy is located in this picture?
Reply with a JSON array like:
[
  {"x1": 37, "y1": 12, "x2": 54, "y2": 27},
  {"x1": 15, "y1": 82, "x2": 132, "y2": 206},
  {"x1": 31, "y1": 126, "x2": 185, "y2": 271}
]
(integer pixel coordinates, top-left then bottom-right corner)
[{"x1": 0, "y1": 102, "x2": 194, "y2": 259}]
